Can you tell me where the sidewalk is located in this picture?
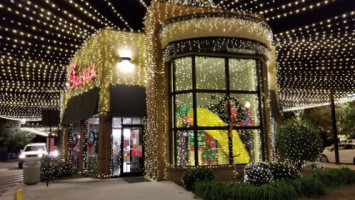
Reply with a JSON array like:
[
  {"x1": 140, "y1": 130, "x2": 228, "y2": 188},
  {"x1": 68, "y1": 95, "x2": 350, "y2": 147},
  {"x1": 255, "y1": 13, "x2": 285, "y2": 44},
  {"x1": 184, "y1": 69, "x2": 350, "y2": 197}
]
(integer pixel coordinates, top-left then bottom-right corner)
[
  {"x1": 2, "y1": 163, "x2": 354, "y2": 200},
  {"x1": 323, "y1": 162, "x2": 355, "y2": 170},
  {"x1": 1, "y1": 177, "x2": 196, "y2": 200}
]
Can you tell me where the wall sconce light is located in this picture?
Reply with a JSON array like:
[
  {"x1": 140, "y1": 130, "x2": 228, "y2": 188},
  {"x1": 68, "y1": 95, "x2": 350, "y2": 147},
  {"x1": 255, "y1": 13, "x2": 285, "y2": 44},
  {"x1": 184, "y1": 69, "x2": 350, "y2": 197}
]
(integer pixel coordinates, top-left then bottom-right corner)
[{"x1": 117, "y1": 57, "x2": 134, "y2": 73}]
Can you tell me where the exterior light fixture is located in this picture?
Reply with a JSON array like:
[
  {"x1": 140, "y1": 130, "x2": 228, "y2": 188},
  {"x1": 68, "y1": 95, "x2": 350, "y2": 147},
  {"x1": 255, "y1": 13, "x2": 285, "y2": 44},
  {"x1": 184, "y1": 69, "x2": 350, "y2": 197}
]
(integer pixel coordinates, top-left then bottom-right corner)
[{"x1": 117, "y1": 57, "x2": 134, "y2": 73}]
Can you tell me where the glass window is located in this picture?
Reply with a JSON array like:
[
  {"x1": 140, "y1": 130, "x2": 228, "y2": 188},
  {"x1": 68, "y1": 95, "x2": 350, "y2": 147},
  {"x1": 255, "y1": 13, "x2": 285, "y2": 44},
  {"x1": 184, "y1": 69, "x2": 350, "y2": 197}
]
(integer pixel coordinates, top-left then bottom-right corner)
[
  {"x1": 345, "y1": 145, "x2": 352, "y2": 150},
  {"x1": 170, "y1": 55, "x2": 264, "y2": 167},
  {"x1": 86, "y1": 118, "x2": 99, "y2": 174},
  {"x1": 69, "y1": 122, "x2": 81, "y2": 170},
  {"x1": 132, "y1": 117, "x2": 142, "y2": 124},
  {"x1": 175, "y1": 93, "x2": 194, "y2": 127},
  {"x1": 196, "y1": 57, "x2": 225, "y2": 90},
  {"x1": 112, "y1": 128, "x2": 121, "y2": 176},
  {"x1": 175, "y1": 57, "x2": 192, "y2": 91},
  {"x1": 176, "y1": 130, "x2": 195, "y2": 166},
  {"x1": 112, "y1": 117, "x2": 122, "y2": 128},
  {"x1": 198, "y1": 130, "x2": 229, "y2": 165},
  {"x1": 123, "y1": 118, "x2": 132, "y2": 125},
  {"x1": 230, "y1": 94, "x2": 260, "y2": 127},
  {"x1": 196, "y1": 93, "x2": 227, "y2": 127},
  {"x1": 229, "y1": 59, "x2": 257, "y2": 91},
  {"x1": 235, "y1": 129, "x2": 262, "y2": 163},
  {"x1": 24, "y1": 146, "x2": 45, "y2": 152}
]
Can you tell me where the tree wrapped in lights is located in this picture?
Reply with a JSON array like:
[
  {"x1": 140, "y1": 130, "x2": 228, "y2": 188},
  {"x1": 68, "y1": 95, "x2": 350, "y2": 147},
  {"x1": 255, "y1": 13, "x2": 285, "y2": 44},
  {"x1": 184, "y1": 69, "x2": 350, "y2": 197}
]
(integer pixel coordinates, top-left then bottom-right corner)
[
  {"x1": 244, "y1": 162, "x2": 273, "y2": 185},
  {"x1": 269, "y1": 162, "x2": 301, "y2": 180},
  {"x1": 244, "y1": 162, "x2": 301, "y2": 185},
  {"x1": 276, "y1": 119, "x2": 323, "y2": 169}
]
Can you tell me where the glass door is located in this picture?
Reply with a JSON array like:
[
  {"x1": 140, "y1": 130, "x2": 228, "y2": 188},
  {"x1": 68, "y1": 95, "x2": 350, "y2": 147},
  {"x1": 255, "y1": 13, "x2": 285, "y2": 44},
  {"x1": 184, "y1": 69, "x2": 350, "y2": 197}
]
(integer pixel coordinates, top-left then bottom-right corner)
[
  {"x1": 122, "y1": 126, "x2": 144, "y2": 174},
  {"x1": 112, "y1": 117, "x2": 144, "y2": 177}
]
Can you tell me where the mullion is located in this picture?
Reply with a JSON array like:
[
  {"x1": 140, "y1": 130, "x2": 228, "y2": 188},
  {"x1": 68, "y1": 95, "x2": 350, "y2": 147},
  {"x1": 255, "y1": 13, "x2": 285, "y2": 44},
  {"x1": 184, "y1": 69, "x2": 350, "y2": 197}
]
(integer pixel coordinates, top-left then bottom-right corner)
[
  {"x1": 171, "y1": 90, "x2": 259, "y2": 95},
  {"x1": 172, "y1": 60, "x2": 177, "y2": 167},
  {"x1": 192, "y1": 56, "x2": 198, "y2": 166},
  {"x1": 225, "y1": 57, "x2": 233, "y2": 164},
  {"x1": 257, "y1": 59, "x2": 266, "y2": 161},
  {"x1": 175, "y1": 126, "x2": 262, "y2": 130}
]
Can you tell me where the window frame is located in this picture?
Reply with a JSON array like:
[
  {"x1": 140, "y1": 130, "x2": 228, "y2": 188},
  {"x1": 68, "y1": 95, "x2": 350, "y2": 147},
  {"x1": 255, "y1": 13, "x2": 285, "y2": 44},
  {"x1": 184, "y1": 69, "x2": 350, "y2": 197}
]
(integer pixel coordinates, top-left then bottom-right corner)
[{"x1": 169, "y1": 53, "x2": 267, "y2": 167}]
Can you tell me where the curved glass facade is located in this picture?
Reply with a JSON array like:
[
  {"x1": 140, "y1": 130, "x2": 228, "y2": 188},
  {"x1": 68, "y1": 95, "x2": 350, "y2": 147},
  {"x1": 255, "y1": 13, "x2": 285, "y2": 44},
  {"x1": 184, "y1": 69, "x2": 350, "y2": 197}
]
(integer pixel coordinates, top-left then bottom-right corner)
[{"x1": 170, "y1": 55, "x2": 266, "y2": 166}]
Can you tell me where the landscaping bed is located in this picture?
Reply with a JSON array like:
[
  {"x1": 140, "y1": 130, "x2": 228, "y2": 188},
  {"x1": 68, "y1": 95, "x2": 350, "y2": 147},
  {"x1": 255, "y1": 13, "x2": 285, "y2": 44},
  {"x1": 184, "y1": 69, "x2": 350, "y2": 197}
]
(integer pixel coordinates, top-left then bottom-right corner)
[{"x1": 193, "y1": 168, "x2": 355, "y2": 200}]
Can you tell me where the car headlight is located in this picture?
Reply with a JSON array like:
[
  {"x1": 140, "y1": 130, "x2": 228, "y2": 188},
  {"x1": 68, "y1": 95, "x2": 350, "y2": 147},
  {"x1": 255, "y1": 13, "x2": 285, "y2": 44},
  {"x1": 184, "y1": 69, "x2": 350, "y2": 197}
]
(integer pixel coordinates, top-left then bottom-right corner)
[
  {"x1": 38, "y1": 154, "x2": 43, "y2": 158},
  {"x1": 19, "y1": 154, "x2": 25, "y2": 159}
]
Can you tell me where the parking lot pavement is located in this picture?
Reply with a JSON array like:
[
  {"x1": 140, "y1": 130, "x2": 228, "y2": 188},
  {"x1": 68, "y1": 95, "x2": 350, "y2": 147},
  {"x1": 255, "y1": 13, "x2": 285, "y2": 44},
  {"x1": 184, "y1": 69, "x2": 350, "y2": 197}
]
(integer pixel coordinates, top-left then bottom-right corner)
[
  {"x1": 0, "y1": 161, "x2": 23, "y2": 198},
  {"x1": 0, "y1": 174, "x2": 23, "y2": 197}
]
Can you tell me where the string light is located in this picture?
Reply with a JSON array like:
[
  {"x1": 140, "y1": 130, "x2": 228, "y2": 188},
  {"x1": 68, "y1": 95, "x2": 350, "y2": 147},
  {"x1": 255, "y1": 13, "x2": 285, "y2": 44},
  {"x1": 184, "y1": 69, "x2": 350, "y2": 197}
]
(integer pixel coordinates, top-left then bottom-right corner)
[
  {"x1": 0, "y1": 0, "x2": 353, "y2": 183},
  {"x1": 137, "y1": 0, "x2": 149, "y2": 9},
  {"x1": 101, "y1": 0, "x2": 132, "y2": 30},
  {"x1": 266, "y1": 0, "x2": 337, "y2": 21},
  {"x1": 65, "y1": 0, "x2": 115, "y2": 28}
]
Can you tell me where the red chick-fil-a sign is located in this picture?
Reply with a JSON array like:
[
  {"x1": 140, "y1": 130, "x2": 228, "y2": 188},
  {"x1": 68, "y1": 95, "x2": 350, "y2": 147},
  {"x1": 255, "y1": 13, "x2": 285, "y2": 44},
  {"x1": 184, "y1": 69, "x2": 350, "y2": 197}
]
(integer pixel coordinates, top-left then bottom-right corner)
[{"x1": 68, "y1": 61, "x2": 97, "y2": 89}]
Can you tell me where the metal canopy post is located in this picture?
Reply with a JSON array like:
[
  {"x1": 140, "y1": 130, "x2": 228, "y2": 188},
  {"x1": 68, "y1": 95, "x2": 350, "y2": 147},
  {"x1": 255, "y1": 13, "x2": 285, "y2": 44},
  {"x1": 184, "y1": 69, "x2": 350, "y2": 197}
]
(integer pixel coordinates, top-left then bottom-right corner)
[{"x1": 330, "y1": 88, "x2": 340, "y2": 164}]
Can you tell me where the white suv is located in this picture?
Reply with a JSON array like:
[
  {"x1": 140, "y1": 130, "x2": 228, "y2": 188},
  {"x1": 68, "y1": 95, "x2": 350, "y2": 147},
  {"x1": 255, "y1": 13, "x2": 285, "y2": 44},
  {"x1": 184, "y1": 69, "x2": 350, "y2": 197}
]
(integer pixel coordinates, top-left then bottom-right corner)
[
  {"x1": 320, "y1": 144, "x2": 355, "y2": 164},
  {"x1": 18, "y1": 143, "x2": 47, "y2": 168}
]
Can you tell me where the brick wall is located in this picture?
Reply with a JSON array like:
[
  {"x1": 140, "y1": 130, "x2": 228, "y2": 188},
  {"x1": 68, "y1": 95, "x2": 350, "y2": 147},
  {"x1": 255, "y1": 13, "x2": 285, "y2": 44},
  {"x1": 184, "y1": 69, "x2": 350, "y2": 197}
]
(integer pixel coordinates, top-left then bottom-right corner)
[
  {"x1": 98, "y1": 112, "x2": 112, "y2": 178},
  {"x1": 168, "y1": 165, "x2": 246, "y2": 186}
]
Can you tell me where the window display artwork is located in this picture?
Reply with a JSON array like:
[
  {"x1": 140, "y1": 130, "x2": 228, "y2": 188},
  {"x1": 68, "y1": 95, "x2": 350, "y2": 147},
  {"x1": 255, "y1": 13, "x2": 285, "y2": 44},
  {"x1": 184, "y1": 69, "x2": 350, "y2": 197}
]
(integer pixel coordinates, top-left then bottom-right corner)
[
  {"x1": 131, "y1": 145, "x2": 142, "y2": 157},
  {"x1": 85, "y1": 118, "x2": 99, "y2": 173},
  {"x1": 112, "y1": 127, "x2": 121, "y2": 176},
  {"x1": 69, "y1": 122, "x2": 80, "y2": 170},
  {"x1": 171, "y1": 56, "x2": 264, "y2": 167}
]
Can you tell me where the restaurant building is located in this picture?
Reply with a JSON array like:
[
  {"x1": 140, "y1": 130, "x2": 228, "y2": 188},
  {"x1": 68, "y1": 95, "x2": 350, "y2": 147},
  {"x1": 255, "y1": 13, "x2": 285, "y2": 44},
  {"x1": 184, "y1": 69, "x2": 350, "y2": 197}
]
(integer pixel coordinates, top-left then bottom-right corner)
[{"x1": 61, "y1": 1, "x2": 280, "y2": 183}]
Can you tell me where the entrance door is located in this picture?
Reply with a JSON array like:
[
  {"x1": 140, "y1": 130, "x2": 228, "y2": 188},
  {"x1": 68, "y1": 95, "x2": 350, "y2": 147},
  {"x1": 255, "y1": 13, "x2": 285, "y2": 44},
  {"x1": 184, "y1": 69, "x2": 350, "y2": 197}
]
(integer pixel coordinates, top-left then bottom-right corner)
[
  {"x1": 122, "y1": 126, "x2": 144, "y2": 175},
  {"x1": 112, "y1": 117, "x2": 144, "y2": 177}
]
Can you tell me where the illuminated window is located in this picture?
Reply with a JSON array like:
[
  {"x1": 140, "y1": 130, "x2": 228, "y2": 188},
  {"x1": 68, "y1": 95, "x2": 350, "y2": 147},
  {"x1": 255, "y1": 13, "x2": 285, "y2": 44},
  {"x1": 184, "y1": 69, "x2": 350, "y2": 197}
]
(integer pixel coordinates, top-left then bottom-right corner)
[{"x1": 170, "y1": 55, "x2": 265, "y2": 166}]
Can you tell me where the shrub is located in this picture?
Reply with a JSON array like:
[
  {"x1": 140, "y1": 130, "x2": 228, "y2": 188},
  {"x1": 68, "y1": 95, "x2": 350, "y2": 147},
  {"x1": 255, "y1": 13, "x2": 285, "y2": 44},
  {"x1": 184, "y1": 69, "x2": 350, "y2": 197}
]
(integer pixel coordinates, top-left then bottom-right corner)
[
  {"x1": 40, "y1": 159, "x2": 74, "y2": 181},
  {"x1": 182, "y1": 167, "x2": 215, "y2": 191},
  {"x1": 311, "y1": 162, "x2": 325, "y2": 170},
  {"x1": 244, "y1": 162, "x2": 273, "y2": 185},
  {"x1": 270, "y1": 162, "x2": 301, "y2": 181},
  {"x1": 276, "y1": 119, "x2": 323, "y2": 169}
]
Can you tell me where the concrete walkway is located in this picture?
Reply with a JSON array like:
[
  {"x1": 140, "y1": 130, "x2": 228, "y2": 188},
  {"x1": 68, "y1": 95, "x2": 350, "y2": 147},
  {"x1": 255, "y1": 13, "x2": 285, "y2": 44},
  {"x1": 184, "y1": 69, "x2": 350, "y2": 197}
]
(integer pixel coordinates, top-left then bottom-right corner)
[
  {"x1": 323, "y1": 162, "x2": 355, "y2": 170},
  {"x1": 1, "y1": 177, "x2": 196, "y2": 200},
  {"x1": 2, "y1": 162, "x2": 354, "y2": 200}
]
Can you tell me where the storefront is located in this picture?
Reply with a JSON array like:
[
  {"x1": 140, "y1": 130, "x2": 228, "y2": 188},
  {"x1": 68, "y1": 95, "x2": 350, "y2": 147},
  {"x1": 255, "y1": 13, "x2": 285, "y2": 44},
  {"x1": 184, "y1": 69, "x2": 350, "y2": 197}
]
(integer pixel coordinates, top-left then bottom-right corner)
[
  {"x1": 61, "y1": 2, "x2": 279, "y2": 182},
  {"x1": 61, "y1": 31, "x2": 146, "y2": 177}
]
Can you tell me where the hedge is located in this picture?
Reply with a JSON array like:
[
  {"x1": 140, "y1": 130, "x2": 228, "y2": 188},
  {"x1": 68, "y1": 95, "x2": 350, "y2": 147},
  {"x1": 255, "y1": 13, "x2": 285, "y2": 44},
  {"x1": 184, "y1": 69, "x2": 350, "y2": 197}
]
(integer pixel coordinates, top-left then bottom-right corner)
[
  {"x1": 195, "y1": 168, "x2": 355, "y2": 200},
  {"x1": 40, "y1": 159, "x2": 74, "y2": 181}
]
